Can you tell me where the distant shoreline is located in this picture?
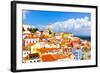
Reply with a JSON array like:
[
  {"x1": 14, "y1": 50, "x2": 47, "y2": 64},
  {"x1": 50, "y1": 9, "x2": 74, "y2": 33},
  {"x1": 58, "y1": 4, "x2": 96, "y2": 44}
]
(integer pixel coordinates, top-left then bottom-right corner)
[{"x1": 75, "y1": 36, "x2": 91, "y2": 41}]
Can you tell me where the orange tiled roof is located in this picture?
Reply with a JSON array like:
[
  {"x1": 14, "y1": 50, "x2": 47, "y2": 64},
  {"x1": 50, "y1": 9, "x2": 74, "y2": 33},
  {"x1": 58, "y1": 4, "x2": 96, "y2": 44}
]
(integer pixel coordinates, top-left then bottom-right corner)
[
  {"x1": 23, "y1": 56, "x2": 29, "y2": 60},
  {"x1": 40, "y1": 34, "x2": 49, "y2": 38},
  {"x1": 24, "y1": 34, "x2": 49, "y2": 39},
  {"x1": 38, "y1": 48, "x2": 59, "y2": 53},
  {"x1": 22, "y1": 46, "x2": 28, "y2": 50},
  {"x1": 41, "y1": 54, "x2": 68, "y2": 62},
  {"x1": 27, "y1": 43, "x2": 35, "y2": 46},
  {"x1": 41, "y1": 54, "x2": 58, "y2": 62},
  {"x1": 24, "y1": 34, "x2": 39, "y2": 39}
]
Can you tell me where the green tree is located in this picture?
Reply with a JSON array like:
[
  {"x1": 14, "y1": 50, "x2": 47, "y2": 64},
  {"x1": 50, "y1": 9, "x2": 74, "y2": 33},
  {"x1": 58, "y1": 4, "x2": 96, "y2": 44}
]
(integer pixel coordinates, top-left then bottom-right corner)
[
  {"x1": 27, "y1": 27, "x2": 38, "y2": 33},
  {"x1": 22, "y1": 27, "x2": 25, "y2": 31}
]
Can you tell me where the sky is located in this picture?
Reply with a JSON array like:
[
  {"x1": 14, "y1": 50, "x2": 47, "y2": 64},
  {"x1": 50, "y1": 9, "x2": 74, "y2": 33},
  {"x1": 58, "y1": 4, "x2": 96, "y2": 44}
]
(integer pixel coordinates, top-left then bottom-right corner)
[{"x1": 23, "y1": 10, "x2": 91, "y2": 36}]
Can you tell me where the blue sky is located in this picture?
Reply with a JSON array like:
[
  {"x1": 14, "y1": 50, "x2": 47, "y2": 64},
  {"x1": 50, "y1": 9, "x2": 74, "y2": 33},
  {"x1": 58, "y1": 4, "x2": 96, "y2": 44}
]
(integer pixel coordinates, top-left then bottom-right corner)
[{"x1": 23, "y1": 10, "x2": 91, "y2": 36}]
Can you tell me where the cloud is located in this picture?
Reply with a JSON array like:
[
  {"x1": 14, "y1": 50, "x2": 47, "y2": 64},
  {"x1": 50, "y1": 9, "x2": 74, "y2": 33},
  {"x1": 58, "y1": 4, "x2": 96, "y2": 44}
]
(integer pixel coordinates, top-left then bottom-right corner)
[
  {"x1": 23, "y1": 24, "x2": 36, "y2": 31},
  {"x1": 47, "y1": 17, "x2": 91, "y2": 36},
  {"x1": 23, "y1": 11, "x2": 30, "y2": 20}
]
